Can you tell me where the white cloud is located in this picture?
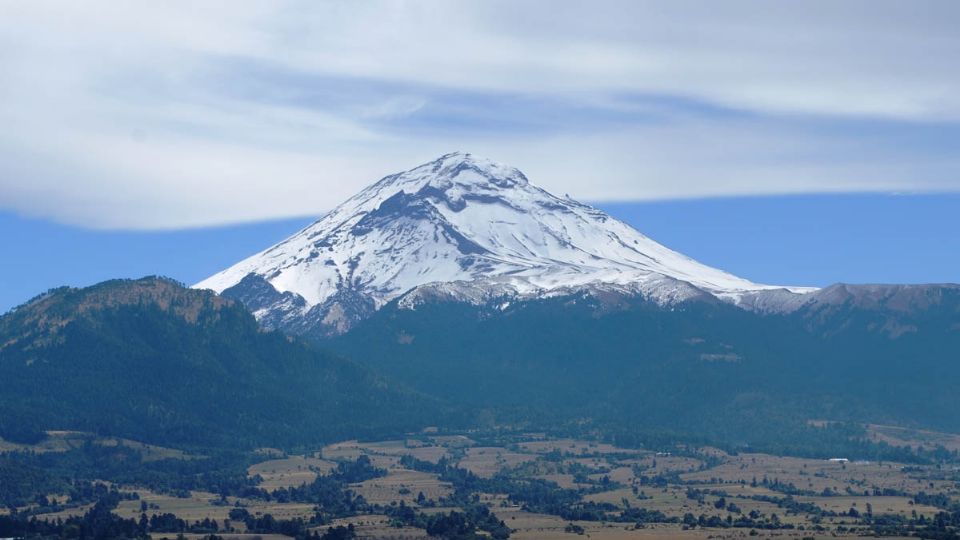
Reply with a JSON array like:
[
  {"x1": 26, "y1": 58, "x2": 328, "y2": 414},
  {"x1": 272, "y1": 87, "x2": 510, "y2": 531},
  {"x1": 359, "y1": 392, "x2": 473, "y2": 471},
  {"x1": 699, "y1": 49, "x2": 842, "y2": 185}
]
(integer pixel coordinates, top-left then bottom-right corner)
[{"x1": 1, "y1": 0, "x2": 960, "y2": 228}]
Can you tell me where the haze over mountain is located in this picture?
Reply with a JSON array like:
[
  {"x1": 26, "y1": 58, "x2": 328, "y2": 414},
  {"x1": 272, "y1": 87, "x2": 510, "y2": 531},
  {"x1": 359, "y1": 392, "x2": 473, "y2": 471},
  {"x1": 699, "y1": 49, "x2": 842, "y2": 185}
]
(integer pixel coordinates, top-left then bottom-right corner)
[{"x1": 197, "y1": 152, "x2": 814, "y2": 337}]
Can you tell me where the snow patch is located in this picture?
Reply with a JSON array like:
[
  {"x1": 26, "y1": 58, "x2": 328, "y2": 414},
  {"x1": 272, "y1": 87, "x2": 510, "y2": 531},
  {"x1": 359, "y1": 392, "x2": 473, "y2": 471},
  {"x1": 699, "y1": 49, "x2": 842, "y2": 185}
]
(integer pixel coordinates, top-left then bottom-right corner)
[{"x1": 195, "y1": 152, "x2": 816, "y2": 331}]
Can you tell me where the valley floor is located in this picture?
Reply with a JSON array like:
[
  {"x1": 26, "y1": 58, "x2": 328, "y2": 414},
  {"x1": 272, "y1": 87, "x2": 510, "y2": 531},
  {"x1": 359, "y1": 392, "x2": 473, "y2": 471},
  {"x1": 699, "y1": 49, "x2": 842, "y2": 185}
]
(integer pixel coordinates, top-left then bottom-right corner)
[{"x1": 3, "y1": 427, "x2": 959, "y2": 540}]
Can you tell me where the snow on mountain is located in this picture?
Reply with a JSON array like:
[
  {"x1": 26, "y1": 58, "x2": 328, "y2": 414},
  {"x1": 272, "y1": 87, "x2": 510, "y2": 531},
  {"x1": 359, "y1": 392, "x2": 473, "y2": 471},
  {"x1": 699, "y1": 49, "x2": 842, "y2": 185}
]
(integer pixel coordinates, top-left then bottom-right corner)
[{"x1": 195, "y1": 152, "x2": 814, "y2": 335}]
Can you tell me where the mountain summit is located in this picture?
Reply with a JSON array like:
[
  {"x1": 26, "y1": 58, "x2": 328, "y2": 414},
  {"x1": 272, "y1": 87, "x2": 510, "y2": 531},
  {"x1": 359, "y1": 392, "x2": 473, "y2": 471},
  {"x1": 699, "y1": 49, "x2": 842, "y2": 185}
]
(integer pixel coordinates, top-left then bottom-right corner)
[{"x1": 196, "y1": 152, "x2": 811, "y2": 336}]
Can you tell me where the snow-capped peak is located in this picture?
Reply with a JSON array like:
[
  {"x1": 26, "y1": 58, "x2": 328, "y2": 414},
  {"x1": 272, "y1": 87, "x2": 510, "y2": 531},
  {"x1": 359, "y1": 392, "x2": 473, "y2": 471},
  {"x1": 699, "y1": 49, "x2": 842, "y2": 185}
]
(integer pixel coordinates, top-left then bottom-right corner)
[
  {"x1": 195, "y1": 153, "x2": 813, "y2": 334},
  {"x1": 395, "y1": 151, "x2": 529, "y2": 189}
]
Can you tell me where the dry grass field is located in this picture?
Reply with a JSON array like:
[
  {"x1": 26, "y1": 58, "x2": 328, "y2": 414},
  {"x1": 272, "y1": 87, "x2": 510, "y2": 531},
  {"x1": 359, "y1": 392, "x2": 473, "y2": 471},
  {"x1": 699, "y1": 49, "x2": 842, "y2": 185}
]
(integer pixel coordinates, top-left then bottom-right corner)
[
  {"x1": 248, "y1": 455, "x2": 338, "y2": 490},
  {"x1": 516, "y1": 438, "x2": 642, "y2": 456},
  {"x1": 113, "y1": 491, "x2": 236, "y2": 523},
  {"x1": 320, "y1": 440, "x2": 368, "y2": 461},
  {"x1": 9, "y1": 427, "x2": 959, "y2": 540},
  {"x1": 532, "y1": 473, "x2": 590, "y2": 490},
  {"x1": 153, "y1": 535, "x2": 291, "y2": 540},
  {"x1": 318, "y1": 437, "x2": 466, "y2": 466},
  {"x1": 867, "y1": 424, "x2": 960, "y2": 452},
  {"x1": 794, "y1": 495, "x2": 940, "y2": 517},
  {"x1": 297, "y1": 431, "x2": 955, "y2": 538},
  {"x1": 681, "y1": 452, "x2": 957, "y2": 495},
  {"x1": 31, "y1": 502, "x2": 98, "y2": 520},
  {"x1": 458, "y1": 447, "x2": 538, "y2": 478},
  {"x1": 493, "y1": 504, "x2": 869, "y2": 540},
  {"x1": 351, "y1": 469, "x2": 453, "y2": 505},
  {"x1": 324, "y1": 514, "x2": 429, "y2": 539},
  {"x1": 108, "y1": 490, "x2": 319, "y2": 526},
  {"x1": 354, "y1": 439, "x2": 452, "y2": 465},
  {"x1": 0, "y1": 431, "x2": 194, "y2": 461},
  {"x1": 427, "y1": 435, "x2": 475, "y2": 448}
]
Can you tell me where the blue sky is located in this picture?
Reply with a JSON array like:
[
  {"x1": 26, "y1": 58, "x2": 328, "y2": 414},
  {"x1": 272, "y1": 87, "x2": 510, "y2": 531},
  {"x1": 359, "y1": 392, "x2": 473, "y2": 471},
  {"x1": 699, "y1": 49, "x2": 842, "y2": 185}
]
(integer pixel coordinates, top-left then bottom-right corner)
[
  {"x1": 1, "y1": 2, "x2": 959, "y2": 310},
  {"x1": 2, "y1": 193, "x2": 957, "y2": 314}
]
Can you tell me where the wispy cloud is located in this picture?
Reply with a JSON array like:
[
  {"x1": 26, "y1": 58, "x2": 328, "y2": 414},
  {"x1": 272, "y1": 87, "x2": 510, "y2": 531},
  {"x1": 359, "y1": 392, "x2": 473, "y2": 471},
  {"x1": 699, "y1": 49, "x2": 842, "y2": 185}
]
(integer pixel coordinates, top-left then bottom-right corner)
[{"x1": 2, "y1": 1, "x2": 960, "y2": 228}]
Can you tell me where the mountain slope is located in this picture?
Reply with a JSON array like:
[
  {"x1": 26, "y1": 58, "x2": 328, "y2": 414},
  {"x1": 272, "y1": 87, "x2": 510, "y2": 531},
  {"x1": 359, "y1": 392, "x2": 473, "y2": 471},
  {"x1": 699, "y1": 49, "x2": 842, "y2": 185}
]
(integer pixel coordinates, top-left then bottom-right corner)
[
  {"x1": 196, "y1": 152, "x2": 811, "y2": 337},
  {"x1": 327, "y1": 281, "x2": 960, "y2": 449},
  {"x1": 0, "y1": 277, "x2": 446, "y2": 449}
]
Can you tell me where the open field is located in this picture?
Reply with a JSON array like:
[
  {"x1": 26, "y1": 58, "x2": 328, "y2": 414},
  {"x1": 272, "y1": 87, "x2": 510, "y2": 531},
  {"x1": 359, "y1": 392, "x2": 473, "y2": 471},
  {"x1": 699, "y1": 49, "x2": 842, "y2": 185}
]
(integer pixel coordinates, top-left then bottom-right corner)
[
  {"x1": 867, "y1": 424, "x2": 960, "y2": 452},
  {"x1": 351, "y1": 469, "x2": 453, "y2": 505},
  {"x1": 492, "y1": 504, "x2": 879, "y2": 540},
  {"x1": 318, "y1": 437, "x2": 467, "y2": 465},
  {"x1": 111, "y1": 491, "x2": 318, "y2": 524},
  {"x1": 325, "y1": 514, "x2": 429, "y2": 539},
  {"x1": 794, "y1": 495, "x2": 941, "y2": 517},
  {"x1": 516, "y1": 438, "x2": 643, "y2": 456},
  {"x1": 153, "y1": 535, "x2": 291, "y2": 540},
  {"x1": 7, "y1": 425, "x2": 960, "y2": 540},
  {"x1": 681, "y1": 452, "x2": 959, "y2": 495},
  {"x1": 458, "y1": 447, "x2": 538, "y2": 478},
  {"x1": 248, "y1": 455, "x2": 338, "y2": 490},
  {"x1": 0, "y1": 431, "x2": 195, "y2": 461}
]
